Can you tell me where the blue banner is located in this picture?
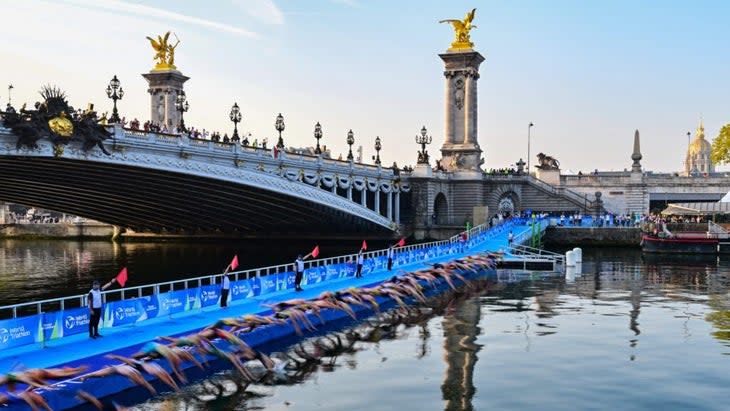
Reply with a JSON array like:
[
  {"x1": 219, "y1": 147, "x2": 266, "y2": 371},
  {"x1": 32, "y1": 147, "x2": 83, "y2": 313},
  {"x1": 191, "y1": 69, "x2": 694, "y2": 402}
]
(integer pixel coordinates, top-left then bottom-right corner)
[
  {"x1": 199, "y1": 284, "x2": 221, "y2": 307},
  {"x1": 260, "y1": 275, "x2": 277, "y2": 295},
  {"x1": 105, "y1": 299, "x2": 146, "y2": 327},
  {"x1": 325, "y1": 264, "x2": 341, "y2": 281},
  {"x1": 0, "y1": 315, "x2": 41, "y2": 350},
  {"x1": 277, "y1": 272, "x2": 294, "y2": 290},
  {"x1": 187, "y1": 288, "x2": 201, "y2": 310},
  {"x1": 156, "y1": 290, "x2": 187, "y2": 316},
  {"x1": 41, "y1": 311, "x2": 60, "y2": 341},
  {"x1": 230, "y1": 279, "x2": 254, "y2": 301},
  {"x1": 139, "y1": 295, "x2": 160, "y2": 320},
  {"x1": 304, "y1": 267, "x2": 322, "y2": 285},
  {"x1": 250, "y1": 277, "x2": 262, "y2": 297},
  {"x1": 60, "y1": 307, "x2": 92, "y2": 337}
]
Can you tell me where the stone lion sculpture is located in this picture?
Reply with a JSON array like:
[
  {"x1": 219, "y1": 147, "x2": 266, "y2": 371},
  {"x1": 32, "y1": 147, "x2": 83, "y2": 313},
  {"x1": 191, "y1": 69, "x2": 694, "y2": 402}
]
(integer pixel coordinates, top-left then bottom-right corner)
[{"x1": 536, "y1": 152, "x2": 560, "y2": 170}]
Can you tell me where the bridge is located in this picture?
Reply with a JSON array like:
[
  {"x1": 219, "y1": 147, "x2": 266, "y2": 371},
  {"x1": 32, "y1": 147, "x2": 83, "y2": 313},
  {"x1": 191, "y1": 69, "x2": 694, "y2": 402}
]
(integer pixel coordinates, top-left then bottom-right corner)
[
  {"x1": 0, "y1": 125, "x2": 409, "y2": 237},
  {"x1": 5, "y1": 25, "x2": 721, "y2": 241}
]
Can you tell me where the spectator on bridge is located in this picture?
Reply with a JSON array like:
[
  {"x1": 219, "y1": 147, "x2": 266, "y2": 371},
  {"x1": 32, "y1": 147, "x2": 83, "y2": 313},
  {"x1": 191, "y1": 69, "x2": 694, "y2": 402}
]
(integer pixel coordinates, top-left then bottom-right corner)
[
  {"x1": 223, "y1": 133, "x2": 230, "y2": 143},
  {"x1": 242, "y1": 135, "x2": 249, "y2": 146},
  {"x1": 252, "y1": 139, "x2": 258, "y2": 149},
  {"x1": 262, "y1": 138, "x2": 268, "y2": 150},
  {"x1": 508, "y1": 230, "x2": 514, "y2": 246},
  {"x1": 87, "y1": 278, "x2": 116, "y2": 339}
]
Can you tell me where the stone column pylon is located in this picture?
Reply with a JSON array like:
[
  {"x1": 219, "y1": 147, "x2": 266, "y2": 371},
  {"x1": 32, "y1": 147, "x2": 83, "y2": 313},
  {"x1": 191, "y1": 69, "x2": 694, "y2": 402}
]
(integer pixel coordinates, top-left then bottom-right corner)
[
  {"x1": 142, "y1": 70, "x2": 189, "y2": 129},
  {"x1": 439, "y1": 51, "x2": 485, "y2": 173}
]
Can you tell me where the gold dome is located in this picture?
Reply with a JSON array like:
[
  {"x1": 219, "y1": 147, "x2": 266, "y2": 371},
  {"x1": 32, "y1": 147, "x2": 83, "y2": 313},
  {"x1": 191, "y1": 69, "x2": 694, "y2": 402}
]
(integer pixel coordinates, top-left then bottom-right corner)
[{"x1": 688, "y1": 136, "x2": 711, "y2": 156}]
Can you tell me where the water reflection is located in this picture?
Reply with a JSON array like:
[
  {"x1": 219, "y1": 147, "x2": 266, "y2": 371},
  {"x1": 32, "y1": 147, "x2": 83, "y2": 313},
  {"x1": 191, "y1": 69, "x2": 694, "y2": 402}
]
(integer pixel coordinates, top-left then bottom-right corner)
[{"x1": 441, "y1": 295, "x2": 481, "y2": 411}]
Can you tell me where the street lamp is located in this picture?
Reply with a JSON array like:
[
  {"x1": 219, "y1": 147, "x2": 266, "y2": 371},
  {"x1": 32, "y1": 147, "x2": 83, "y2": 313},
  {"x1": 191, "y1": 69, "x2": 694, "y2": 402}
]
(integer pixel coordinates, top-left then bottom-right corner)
[
  {"x1": 175, "y1": 91, "x2": 189, "y2": 132},
  {"x1": 314, "y1": 122, "x2": 323, "y2": 155},
  {"x1": 346, "y1": 129, "x2": 355, "y2": 161},
  {"x1": 527, "y1": 122, "x2": 534, "y2": 172},
  {"x1": 687, "y1": 131, "x2": 691, "y2": 147},
  {"x1": 374, "y1": 136, "x2": 382, "y2": 165},
  {"x1": 275, "y1": 113, "x2": 285, "y2": 149},
  {"x1": 415, "y1": 126, "x2": 432, "y2": 164},
  {"x1": 229, "y1": 102, "x2": 242, "y2": 142},
  {"x1": 105, "y1": 75, "x2": 124, "y2": 123}
]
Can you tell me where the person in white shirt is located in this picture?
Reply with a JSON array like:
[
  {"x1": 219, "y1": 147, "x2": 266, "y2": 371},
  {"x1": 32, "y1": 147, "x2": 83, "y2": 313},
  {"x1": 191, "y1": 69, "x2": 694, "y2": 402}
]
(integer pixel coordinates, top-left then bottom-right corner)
[
  {"x1": 88, "y1": 279, "x2": 115, "y2": 339},
  {"x1": 294, "y1": 252, "x2": 313, "y2": 292},
  {"x1": 220, "y1": 273, "x2": 231, "y2": 308},
  {"x1": 387, "y1": 246, "x2": 395, "y2": 271},
  {"x1": 508, "y1": 230, "x2": 514, "y2": 246},
  {"x1": 355, "y1": 249, "x2": 364, "y2": 278}
]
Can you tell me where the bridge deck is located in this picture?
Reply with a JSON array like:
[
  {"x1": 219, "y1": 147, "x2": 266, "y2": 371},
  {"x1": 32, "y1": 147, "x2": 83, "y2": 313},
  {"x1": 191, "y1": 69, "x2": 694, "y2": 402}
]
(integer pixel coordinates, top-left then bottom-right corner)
[{"x1": 0, "y1": 222, "x2": 535, "y2": 374}]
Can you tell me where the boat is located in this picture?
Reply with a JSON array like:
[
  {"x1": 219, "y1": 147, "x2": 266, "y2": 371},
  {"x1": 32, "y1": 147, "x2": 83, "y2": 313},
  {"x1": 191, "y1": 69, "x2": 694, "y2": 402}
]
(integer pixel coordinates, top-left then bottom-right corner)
[
  {"x1": 642, "y1": 200, "x2": 730, "y2": 254},
  {"x1": 641, "y1": 233, "x2": 719, "y2": 254}
]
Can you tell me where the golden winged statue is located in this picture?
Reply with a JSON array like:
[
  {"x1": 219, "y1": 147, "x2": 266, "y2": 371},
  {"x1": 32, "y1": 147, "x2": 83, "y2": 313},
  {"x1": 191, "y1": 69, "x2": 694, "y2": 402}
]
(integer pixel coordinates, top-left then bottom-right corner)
[
  {"x1": 146, "y1": 31, "x2": 180, "y2": 71},
  {"x1": 439, "y1": 8, "x2": 477, "y2": 51}
]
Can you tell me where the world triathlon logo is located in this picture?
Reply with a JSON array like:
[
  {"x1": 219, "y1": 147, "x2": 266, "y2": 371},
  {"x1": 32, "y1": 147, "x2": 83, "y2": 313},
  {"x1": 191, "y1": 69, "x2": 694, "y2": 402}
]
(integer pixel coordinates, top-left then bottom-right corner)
[
  {"x1": 65, "y1": 316, "x2": 75, "y2": 329},
  {"x1": 0, "y1": 328, "x2": 8, "y2": 344},
  {"x1": 115, "y1": 307, "x2": 125, "y2": 321}
]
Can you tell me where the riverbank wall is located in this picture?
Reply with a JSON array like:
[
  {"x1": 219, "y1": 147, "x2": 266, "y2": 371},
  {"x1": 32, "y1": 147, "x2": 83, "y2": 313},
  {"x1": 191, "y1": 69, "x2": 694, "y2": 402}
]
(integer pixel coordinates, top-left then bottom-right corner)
[
  {"x1": 0, "y1": 223, "x2": 114, "y2": 239},
  {"x1": 544, "y1": 227, "x2": 642, "y2": 247}
]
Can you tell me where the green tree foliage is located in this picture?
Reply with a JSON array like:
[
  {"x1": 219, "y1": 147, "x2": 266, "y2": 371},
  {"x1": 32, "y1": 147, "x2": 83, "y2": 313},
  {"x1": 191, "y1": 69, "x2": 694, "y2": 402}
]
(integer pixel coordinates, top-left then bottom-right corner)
[{"x1": 710, "y1": 124, "x2": 730, "y2": 165}]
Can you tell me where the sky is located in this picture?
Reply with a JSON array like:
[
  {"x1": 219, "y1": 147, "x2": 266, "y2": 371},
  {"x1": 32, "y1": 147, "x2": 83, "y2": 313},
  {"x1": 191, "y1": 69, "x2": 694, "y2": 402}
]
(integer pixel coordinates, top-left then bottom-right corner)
[{"x1": 1, "y1": 0, "x2": 728, "y2": 173}]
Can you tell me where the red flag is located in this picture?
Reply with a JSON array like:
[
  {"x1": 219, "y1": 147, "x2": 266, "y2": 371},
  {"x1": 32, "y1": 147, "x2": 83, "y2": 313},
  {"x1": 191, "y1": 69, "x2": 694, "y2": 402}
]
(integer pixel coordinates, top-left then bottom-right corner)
[
  {"x1": 115, "y1": 267, "x2": 128, "y2": 287},
  {"x1": 272, "y1": 146, "x2": 279, "y2": 159},
  {"x1": 311, "y1": 245, "x2": 320, "y2": 258},
  {"x1": 230, "y1": 255, "x2": 239, "y2": 270},
  {"x1": 361, "y1": 240, "x2": 367, "y2": 251},
  {"x1": 396, "y1": 238, "x2": 406, "y2": 247}
]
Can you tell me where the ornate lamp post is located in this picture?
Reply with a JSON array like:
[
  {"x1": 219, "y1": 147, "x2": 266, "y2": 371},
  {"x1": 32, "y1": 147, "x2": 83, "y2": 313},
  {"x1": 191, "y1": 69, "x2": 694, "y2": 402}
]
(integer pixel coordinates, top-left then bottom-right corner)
[
  {"x1": 314, "y1": 122, "x2": 323, "y2": 155},
  {"x1": 275, "y1": 113, "x2": 285, "y2": 149},
  {"x1": 374, "y1": 136, "x2": 382, "y2": 165},
  {"x1": 229, "y1": 102, "x2": 242, "y2": 142},
  {"x1": 346, "y1": 129, "x2": 355, "y2": 161},
  {"x1": 105, "y1": 75, "x2": 124, "y2": 123},
  {"x1": 527, "y1": 122, "x2": 534, "y2": 171},
  {"x1": 415, "y1": 126, "x2": 432, "y2": 164},
  {"x1": 175, "y1": 91, "x2": 189, "y2": 132}
]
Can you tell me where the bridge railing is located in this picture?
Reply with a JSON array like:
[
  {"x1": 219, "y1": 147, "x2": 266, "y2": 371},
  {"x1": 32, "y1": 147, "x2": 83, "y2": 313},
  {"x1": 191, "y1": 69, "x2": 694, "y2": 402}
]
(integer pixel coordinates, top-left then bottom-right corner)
[
  {"x1": 0, "y1": 219, "x2": 530, "y2": 320},
  {"x1": 114, "y1": 127, "x2": 394, "y2": 177}
]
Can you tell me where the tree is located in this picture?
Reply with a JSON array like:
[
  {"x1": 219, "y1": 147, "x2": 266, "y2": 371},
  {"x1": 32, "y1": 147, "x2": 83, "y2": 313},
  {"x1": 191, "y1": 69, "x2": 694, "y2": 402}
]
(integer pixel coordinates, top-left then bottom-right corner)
[{"x1": 711, "y1": 124, "x2": 730, "y2": 165}]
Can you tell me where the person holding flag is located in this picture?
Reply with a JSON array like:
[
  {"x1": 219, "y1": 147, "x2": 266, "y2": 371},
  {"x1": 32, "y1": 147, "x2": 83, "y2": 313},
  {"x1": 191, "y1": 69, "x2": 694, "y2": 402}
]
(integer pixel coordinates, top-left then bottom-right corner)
[
  {"x1": 387, "y1": 238, "x2": 406, "y2": 271},
  {"x1": 87, "y1": 268, "x2": 127, "y2": 339},
  {"x1": 220, "y1": 255, "x2": 238, "y2": 308},
  {"x1": 355, "y1": 241, "x2": 367, "y2": 278},
  {"x1": 295, "y1": 246, "x2": 319, "y2": 292}
]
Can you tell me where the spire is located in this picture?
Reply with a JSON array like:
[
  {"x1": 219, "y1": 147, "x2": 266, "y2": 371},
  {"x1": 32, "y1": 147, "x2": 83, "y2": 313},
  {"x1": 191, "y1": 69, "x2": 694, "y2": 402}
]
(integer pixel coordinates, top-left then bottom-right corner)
[
  {"x1": 697, "y1": 117, "x2": 705, "y2": 139},
  {"x1": 631, "y1": 129, "x2": 642, "y2": 172}
]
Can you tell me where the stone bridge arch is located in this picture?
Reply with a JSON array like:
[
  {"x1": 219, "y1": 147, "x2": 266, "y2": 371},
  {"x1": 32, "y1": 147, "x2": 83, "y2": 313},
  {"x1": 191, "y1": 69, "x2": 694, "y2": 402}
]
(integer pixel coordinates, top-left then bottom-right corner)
[
  {"x1": 488, "y1": 184, "x2": 522, "y2": 217},
  {"x1": 434, "y1": 192, "x2": 449, "y2": 225}
]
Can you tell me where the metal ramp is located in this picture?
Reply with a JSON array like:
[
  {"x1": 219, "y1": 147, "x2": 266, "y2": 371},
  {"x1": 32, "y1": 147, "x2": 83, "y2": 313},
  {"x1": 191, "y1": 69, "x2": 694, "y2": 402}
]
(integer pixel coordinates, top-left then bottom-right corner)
[{"x1": 498, "y1": 244, "x2": 565, "y2": 272}]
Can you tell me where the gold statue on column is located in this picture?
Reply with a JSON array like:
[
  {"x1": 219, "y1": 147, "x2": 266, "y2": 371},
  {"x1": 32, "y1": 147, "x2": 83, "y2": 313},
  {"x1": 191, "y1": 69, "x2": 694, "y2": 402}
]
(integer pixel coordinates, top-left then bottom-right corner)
[
  {"x1": 439, "y1": 8, "x2": 477, "y2": 51},
  {"x1": 146, "y1": 31, "x2": 181, "y2": 71}
]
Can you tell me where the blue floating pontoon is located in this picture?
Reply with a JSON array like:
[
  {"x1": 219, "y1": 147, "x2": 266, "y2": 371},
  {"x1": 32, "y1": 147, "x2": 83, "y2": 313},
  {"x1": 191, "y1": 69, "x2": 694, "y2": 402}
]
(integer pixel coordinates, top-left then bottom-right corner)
[{"x1": 0, "y1": 220, "x2": 539, "y2": 410}]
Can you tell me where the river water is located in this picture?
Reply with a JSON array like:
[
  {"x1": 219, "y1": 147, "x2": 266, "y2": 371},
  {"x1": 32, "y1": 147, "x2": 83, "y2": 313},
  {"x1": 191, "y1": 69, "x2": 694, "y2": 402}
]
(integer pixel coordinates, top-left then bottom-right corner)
[{"x1": 4, "y1": 242, "x2": 730, "y2": 410}]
